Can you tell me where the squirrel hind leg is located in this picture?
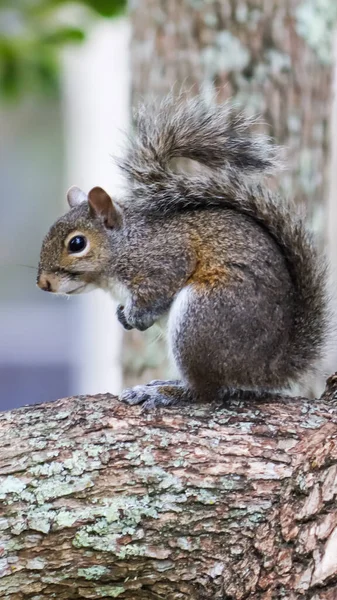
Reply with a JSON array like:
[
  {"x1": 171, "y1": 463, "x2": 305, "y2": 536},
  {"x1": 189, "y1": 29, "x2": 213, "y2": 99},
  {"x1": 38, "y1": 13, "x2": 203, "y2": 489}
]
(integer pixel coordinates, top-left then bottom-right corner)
[{"x1": 168, "y1": 283, "x2": 293, "y2": 395}]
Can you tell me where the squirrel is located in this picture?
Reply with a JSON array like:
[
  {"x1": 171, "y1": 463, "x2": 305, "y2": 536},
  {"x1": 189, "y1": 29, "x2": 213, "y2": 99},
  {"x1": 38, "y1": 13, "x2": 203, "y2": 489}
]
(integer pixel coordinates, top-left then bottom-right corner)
[{"x1": 37, "y1": 94, "x2": 329, "y2": 408}]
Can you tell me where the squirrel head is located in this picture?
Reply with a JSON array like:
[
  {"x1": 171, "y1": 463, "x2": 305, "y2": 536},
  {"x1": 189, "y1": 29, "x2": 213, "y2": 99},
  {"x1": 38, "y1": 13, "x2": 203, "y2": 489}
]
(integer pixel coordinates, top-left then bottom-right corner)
[{"x1": 37, "y1": 186, "x2": 122, "y2": 295}]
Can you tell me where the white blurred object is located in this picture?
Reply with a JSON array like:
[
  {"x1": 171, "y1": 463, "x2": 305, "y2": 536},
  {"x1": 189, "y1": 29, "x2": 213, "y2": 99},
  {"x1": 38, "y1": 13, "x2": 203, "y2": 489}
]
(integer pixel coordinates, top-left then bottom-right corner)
[
  {"x1": 61, "y1": 18, "x2": 130, "y2": 395},
  {"x1": 328, "y1": 35, "x2": 337, "y2": 275},
  {"x1": 326, "y1": 32, "x2": 337, "y2": 382}
]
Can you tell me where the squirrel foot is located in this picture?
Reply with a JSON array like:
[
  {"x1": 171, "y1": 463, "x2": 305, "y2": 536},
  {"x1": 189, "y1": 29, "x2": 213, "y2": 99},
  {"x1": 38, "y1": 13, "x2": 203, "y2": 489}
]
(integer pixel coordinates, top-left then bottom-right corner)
[{"x1": 119, "y1": 381, "x2": 187, "y2": 410}]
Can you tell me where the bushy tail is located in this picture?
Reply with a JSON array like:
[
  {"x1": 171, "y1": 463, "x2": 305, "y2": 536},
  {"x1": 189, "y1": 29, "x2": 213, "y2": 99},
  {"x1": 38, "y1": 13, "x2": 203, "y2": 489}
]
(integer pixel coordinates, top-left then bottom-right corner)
[{"x1": 119, "y1": 95, "x2": 329, "y2": 379}]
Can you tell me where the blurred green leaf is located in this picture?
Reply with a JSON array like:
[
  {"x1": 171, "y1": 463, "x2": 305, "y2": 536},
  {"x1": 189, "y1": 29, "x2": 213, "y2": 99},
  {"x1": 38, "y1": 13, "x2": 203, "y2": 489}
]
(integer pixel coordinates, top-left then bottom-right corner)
[
  {"x1": 79, "y1": 0, "x2": 126, "y2": 17},
  {"x1": 0, "y1": 46, "x2": 20, "y2": 98},
  {"x1": 33, "y1": 52, "x2": 59, "y2": 94},
  {"x1": 0, "y1": 0, "x2": 126, "y2": 101},
  {"x1": 42, "y1": 27, "x2": 86, "y2": 44},
  {"x1": 50, "y1": 0, "x2": 126, "y2": 18}
]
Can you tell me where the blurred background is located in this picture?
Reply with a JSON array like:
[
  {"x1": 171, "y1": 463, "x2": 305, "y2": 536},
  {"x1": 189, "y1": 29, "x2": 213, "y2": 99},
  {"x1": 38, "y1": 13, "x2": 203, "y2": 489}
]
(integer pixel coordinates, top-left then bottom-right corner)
[{"x1": 0, "y1": 0, "x2": 337, "y2": 410}]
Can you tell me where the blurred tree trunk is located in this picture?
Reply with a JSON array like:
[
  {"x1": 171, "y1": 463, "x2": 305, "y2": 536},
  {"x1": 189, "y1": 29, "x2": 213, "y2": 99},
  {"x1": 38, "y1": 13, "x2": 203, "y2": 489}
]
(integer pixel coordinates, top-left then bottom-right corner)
[{"x1": 124, "y1": 0, "x2": 336, "y2": 387}]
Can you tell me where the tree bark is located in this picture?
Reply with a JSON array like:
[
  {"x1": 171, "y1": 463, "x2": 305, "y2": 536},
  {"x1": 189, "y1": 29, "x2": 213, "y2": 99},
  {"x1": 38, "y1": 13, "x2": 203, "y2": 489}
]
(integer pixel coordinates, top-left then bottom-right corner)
[
  {"x1": 1, "y1": 377, "x2": 337, "y2": 599},
  {"x1": 124, "y1": 0, "x2": 336, "y2": 387}
]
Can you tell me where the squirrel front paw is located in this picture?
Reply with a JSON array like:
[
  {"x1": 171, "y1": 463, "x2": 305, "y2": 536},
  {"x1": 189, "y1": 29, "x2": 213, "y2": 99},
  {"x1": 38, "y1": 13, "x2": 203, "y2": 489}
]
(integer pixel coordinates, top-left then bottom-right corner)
[
  {"x1": 117, "y1": 303, "x2": 155, "y2": 332},
  {"x1": 116, "y1": 305, "x2": 134, "y2": 330}
]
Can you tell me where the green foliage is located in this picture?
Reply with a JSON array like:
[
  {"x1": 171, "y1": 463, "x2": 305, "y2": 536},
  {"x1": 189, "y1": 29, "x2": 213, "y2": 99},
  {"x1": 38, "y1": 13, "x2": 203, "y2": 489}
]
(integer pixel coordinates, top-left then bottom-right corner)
[
  {"x1": 0, "y1": 0, "x2": 126, "y2": 100},
  {"x1": 78, "y1": 0, "x2": 126, "y2": 18}
]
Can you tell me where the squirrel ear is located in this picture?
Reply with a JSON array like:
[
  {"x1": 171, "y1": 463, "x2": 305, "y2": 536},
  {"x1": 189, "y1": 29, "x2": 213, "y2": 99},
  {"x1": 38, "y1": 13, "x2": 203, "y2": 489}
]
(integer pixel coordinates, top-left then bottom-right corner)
[
  {"x1": 67, "y1": 186, "x2": 87, "y2": 208},
  {"x1": 88, "y1": 186, "x2": 120, "y2": 229}
]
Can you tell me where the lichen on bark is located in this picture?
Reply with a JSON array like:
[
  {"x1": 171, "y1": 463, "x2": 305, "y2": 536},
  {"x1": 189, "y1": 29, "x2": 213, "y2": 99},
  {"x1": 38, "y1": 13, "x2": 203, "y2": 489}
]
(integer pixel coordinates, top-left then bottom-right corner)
[
  {"x1": 1, "y1": 375, "x2": 337, "y2": 598},
  {"x1": 295, "y1": 0, "x2": 337, "y2": 65}
]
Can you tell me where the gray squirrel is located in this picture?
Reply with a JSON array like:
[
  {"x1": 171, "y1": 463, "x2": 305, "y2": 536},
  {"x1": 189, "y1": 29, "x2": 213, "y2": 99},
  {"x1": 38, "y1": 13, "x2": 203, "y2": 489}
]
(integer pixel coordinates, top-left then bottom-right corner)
[{"x1": 37, "y1": 94, "x2": 329, "y2": 408}]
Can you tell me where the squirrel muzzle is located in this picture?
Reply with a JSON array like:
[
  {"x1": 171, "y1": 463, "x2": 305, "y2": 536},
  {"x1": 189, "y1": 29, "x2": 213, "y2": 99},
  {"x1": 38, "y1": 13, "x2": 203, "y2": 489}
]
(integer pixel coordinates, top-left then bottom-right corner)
[
  {"x1": 37, "y1": 273, "x2": 55, "y2": 293},
  {"x1": 37, "y1": 271, "x2": 88, "y2": 295}
]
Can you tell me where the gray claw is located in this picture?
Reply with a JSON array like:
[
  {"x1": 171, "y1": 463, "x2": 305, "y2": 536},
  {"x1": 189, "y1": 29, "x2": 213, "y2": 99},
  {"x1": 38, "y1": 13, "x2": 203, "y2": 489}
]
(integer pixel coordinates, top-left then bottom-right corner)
[{"x1": 119, "y1": 385, "x2": 150, "y2": 406}]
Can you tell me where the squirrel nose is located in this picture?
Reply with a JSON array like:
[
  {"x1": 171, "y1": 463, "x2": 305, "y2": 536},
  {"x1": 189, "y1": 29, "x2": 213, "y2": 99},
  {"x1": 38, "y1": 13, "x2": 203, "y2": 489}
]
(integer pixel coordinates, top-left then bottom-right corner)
[{"x1": 37, "y1": 274, "x2": 52, "y2": 292}]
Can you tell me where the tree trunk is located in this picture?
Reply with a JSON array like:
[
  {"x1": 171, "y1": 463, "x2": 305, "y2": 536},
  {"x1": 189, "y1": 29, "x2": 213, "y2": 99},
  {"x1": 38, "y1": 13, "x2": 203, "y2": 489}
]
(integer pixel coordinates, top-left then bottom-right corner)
[
  {"x1": 124, "y1": 0, "x2": 336, "y2": 387},
  {"x1": 1, "y1": 377, "x2": 337, "y2": 599}
]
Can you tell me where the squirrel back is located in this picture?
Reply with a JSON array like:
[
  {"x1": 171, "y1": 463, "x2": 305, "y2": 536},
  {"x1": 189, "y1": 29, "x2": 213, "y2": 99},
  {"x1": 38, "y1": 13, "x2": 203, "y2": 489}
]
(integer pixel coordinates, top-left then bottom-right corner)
[{"x1": 119, "y1": 95, "x2": 329, "y2": 382}]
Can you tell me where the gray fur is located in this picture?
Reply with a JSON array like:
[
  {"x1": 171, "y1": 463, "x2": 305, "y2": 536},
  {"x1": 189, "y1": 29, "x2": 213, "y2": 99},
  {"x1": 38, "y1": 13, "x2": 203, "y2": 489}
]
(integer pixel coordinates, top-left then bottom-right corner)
[
  {"x1": 38, "y1": 94, "x2": 330, "y2": 406},
  {"x1": 119, "y1": 95, "x2": 328, "y2": 386}
]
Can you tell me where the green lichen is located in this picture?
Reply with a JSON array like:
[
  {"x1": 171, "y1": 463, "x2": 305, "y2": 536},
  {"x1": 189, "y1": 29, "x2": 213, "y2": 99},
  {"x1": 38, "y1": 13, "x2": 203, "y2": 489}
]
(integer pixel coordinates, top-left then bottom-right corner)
[
  {"x1": 91, "y1": 586, "x2": 125, "y2": 598},
  {"x1": 27, "y1": 514, "x2": 52, "y2": 534},
  {"x1": 220, "y1": 476, "x2": 243, "y2": 491},
  {"x1": 138, "y1": 466, "x2": 183, "y2": 491},
  {"x1": 86, "y1": 409, "x2": 105, "y2": 424},
  {"x1": 204, "y1": 13, "x2": 217, "y2": 28},
  {"x1": 73, "y1": 528, "x2": 116, "y2": 553},
  {"x1": 266, "y1": 49, "x2": 291, "y2": 74},
  {"x1": 248, "y1": 512, "x2": 265, "y2": 524},
  {"x1": 56, "y1": 439, "x2": 73, "y2": 449},
  {"x1": 73, "y1": 495, "x2": 160, "y2": 556},
  {"x1": 112, "y1": 544, "x2": 146, "y2": 560},
  {"x1": 156, "y1": 492, "x2": 186, "y2": 512},
  {"x1": 125, "y1": 443, "x2": 142, "y2": 462},
  {"x1": 54, "y1": 507, "x2": 93, "y2": 529},
  {"x1": 0, "y1": 518, "x2": 9, "y2": 530},
  {"x1": 85, "y1": 444, "x2": 105, "y2": 458},
  {"x1": 20, "y1": 490, "x2": 36, "y2": 504},
  {"x1": 175, "y1": 537, "x2": 201, "y2": 552},
  {"x1": 26, "y1": 558, "x2": 45, "y2": 570},
  {"x1": 30, "y1": 450, "x2": 60, "y2": 465},
  {"x1": 29, "y1": 461, "x2": 64, "y2": 477},
  {"x1": 172, "y1": 458, "x2": 187, "y2": 467},
  {"x1": 295, "y1": 0, "x2": 337, "y2": 64},
  {"x1": 253, "y1": 63, "x2": 270, "y2": 84},
  {"x1": 77, "y1": 565, "x2": 109, "y2": 580},
  {"x1": 186, "y1": 488, "x2": 218, "y2": 505},
  {"x1": 54, "y1": 410, "x2": 71, "y2": 420},
  {"x1": 73, "y1": 525, "x2": 147, "y2": 559},
  {"x1": 234, "y1": 91, "x2": 265, "y2": 116},
  {"x1": 63, "y1": 450, "x2": 101, "y2": 475},
  {"x1": 102, "y1": 495, "x2": 157, "y2": 525},
  {"x1": 24, "y1": 449, "x2": 102, "y2": 504},
  {"x1": 202, "y1": 31, "x2": 251, "y2": 76},
  {"x1": 229, "y1": 507, "x2": 248, "y2": 519},
  {"x1": 187, "y1": 0, "x2": 208, "y2": 8},
  {"x1": 235, "y1": 3, "x2": 248, "y2": 23},
  {"x1": 10, "y1": 520, "x2": 27, "y2": 536},
  {"x1": 28, "y1": 439, "x2": 47, "y2": 450},
  {"x1": 300, "y1": 414, "x2": 326, "y2": 429},
  {"x1": 247, "y1": 9, "x2": 262, "y2": 30},
  {"x1": 230, "y1": 545, "x2": 244, "y2": 556},
  {"x1": 0, "y1": 476, "x2": 26, "y2": 499},
  {"x1": 141, "y1": 447, "x2": 156, "y2": 466},
  {"x1": 33, "y1": 473, "x2": 94, "y2": 504}
]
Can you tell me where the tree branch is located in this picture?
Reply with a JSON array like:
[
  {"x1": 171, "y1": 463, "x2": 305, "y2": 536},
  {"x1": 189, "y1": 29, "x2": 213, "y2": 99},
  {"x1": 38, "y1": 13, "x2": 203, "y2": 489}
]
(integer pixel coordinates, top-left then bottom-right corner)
[{"x1": 1, "y1": 377, "x2": 337, "y2": 599}]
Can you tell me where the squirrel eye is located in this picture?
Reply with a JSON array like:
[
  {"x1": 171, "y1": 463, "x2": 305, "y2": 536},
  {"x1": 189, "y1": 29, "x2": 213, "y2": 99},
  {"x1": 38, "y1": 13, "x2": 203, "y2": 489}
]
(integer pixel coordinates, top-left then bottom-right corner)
[{"x1": 68, "y1": 235, "x2": 87, "y2": 254}]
